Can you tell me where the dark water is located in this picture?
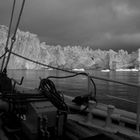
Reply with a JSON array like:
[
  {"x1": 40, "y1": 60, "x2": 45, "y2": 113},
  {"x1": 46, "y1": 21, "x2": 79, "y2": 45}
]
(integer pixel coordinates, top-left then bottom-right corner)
[{"x1": 7, "y1": 69, "x2": 140, "y2": 112}]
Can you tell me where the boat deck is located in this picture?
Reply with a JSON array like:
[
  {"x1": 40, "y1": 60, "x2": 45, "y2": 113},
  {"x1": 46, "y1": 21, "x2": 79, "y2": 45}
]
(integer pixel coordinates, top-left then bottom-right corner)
[
  {"x1": 11, "y1": 87, "x2": 140, "y2": 140},
  {"x1": 64, "y1": 95, "x2": 140, "y2": 140}
]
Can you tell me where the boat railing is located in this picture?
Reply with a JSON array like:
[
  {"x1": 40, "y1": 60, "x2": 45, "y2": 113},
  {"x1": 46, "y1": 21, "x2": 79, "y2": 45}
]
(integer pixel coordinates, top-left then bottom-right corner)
[{"x1": 90, "y1": 75, "x2": 140, "y2": 133}]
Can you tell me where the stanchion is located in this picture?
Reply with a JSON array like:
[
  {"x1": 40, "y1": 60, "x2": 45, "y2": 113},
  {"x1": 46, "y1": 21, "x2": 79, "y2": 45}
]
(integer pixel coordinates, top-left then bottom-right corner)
[
  {"x1": 105, "y1": 105, "x2": 115, "y2": 128},
  {"x1": 87, "y1": 100, "x2": 96, "y2": 122},
  {"x1": 87, "y1": 74, "x2": 90, "y2": 95}
]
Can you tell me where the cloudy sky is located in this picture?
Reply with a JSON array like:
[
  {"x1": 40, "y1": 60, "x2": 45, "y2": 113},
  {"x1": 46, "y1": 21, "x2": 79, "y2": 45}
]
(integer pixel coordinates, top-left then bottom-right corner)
[{"x1": 1, "y1": 0, "x2": 140, "y2": 52}]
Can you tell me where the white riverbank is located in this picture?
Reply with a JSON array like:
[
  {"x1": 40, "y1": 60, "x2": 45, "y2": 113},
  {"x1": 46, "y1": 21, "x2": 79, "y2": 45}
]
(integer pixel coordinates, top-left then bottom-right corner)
[
  {"x1": 101, "y1": 68, "x2": 139, "y2": 72},
  {"x1": 115, "y1": 68, "x2": 139, "y2": 72},
  {"x1": 72, "y1": 68, "x2": 85, "y2": 72}
]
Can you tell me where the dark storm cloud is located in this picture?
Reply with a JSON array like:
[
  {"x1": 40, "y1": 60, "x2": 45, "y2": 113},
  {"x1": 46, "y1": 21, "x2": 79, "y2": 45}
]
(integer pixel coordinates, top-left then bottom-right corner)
[{"x1": 1, "y1": 0, "x2": 140, "y2": 51}]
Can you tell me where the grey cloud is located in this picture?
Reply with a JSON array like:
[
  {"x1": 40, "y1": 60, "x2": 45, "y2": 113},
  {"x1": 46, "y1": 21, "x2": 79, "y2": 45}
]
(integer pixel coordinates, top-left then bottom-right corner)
[{"x1": 1, "y1": 0, "x2": 140, "y2": 51}]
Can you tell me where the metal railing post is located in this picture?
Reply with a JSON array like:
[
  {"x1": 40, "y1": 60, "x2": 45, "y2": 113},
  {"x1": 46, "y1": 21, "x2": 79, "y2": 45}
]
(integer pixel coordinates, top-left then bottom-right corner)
[
  {"x1": 87, "y1": 74, "x2": 90, "y2": 95},
  {"x1": 87, "y1": 100, "x2": 96, "y2": 122},
  {"x1": 105, "y1": 105, "x2": 115, "y2": 128}
]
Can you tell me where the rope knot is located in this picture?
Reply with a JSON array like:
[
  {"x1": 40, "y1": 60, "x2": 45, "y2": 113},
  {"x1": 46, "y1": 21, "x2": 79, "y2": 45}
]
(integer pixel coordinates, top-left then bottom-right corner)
[{"x1": 11, "y1": 36, "x2": 16, "y2": 43}]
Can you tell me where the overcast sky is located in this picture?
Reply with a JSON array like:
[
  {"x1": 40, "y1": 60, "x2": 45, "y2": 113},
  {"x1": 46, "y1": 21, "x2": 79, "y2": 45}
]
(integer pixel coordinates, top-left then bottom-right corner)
[{"x1": 1, "y1": 0, "x2": 140, "y2": 52}]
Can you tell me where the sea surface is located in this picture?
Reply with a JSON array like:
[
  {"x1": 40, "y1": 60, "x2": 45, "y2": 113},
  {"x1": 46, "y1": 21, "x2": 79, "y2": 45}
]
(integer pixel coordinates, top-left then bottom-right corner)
[{"x1": 7, "y1": 69, "x2": 140, "y2": 112}]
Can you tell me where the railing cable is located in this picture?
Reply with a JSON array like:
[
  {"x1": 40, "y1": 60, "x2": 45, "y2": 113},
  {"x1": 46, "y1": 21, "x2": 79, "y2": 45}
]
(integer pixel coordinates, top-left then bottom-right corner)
[{"x1": 9, "y1": 50, "x2": 77, "y2": 74}]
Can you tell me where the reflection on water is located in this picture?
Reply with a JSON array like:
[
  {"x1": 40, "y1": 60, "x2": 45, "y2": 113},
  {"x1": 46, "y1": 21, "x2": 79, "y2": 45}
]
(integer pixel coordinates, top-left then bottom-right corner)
[{"x1": 7, "y1": 69, "x2": 140, "y2": 112}]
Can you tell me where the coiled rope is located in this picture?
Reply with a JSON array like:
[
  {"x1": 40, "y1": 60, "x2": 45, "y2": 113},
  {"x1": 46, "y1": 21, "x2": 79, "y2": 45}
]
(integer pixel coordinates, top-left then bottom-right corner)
[
  {"x1": 39, "y1": 78, "x2": 68, "y2": 111},
  {"x1": 47, "y1": 74, "x2": 97, "y2": 98}
]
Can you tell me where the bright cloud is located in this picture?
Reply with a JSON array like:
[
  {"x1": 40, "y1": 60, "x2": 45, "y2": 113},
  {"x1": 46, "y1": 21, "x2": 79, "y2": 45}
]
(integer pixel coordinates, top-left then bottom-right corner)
[
  {"x1": 92, "y1": 32, "x2": 140, "y2": 48},
  {"x1": 112, "y1": 1, "x2": 140, "y2": 19}
]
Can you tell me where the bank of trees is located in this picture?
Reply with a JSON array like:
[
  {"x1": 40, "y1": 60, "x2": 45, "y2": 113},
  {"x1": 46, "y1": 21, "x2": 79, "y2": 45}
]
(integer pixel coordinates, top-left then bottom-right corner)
[{"x1": 0, "y1": 25, "x2": 139, "y2": 70}]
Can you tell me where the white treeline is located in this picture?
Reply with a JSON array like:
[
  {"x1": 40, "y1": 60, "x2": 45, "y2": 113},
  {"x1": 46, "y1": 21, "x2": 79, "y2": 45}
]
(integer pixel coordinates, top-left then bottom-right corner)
[{"x1": 0, "y1": 25, "x2": 139, "y2": 70}]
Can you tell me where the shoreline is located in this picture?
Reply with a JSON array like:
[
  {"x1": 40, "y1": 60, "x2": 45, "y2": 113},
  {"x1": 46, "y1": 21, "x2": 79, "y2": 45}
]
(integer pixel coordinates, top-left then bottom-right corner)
[
  {"x1": 5, "y1": 68, "x2": 140, "y2": 72},
  {"x1": 101, "y1": 68, "x2": 139, "y2": 72}
]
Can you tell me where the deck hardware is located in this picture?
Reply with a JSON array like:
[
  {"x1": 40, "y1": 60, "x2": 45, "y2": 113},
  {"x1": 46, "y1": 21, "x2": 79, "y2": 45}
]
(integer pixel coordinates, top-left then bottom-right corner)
[
  {"x1": 87, "y1": 100, "x2": 96, "y2": 122},
  {"x1": 105, "y1": 105, "x2": 115, "y2": 128},
  {"x1": 87, "y1": 74, "x2": 90, "y2": 96}
]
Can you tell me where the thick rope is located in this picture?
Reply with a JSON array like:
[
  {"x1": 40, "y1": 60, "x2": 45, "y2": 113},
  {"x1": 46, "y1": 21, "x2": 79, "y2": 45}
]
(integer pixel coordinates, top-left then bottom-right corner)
[
  {"x1": 39, "y1": 78, "x2": 68, "y2": 111},
  {"x1": 47, "y1": 74, "x2": 97, "y2": 98}
]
